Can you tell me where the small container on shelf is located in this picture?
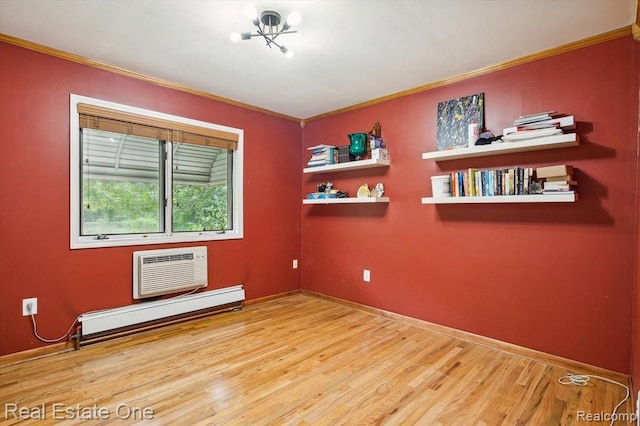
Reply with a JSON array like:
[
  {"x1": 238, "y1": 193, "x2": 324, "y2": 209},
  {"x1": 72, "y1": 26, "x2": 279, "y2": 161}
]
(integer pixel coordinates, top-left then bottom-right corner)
[{"x1": 431, "y1": 175, "x2": 451, "y2": 198}]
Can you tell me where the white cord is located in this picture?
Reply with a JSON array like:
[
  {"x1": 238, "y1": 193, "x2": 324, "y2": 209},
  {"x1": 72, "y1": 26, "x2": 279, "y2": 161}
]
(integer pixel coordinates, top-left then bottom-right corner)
[
  {"x1": 29, "y1": 289, "x2": 202, "y2": 343},
  {"x1": 558, "y1": 373, "x2": 630, "y2": 426},
  {"x1": 30, "y1": 314, "x2": 78, "y2": 343}
]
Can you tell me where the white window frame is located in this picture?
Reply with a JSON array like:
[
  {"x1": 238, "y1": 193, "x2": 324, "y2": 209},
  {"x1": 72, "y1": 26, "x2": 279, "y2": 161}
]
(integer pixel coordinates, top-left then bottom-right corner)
[{"x1": 70, "y1": 94, "x2": 243, "y2": 249}]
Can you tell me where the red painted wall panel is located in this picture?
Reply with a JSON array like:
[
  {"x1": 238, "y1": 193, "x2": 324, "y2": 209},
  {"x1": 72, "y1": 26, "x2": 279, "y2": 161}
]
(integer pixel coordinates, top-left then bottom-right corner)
[
  {"x1": 2, "y1": 35, "x2": 638, "y2": 376},
  {"x1": 302, "y1": 36, "x2": 638, "y2": 373},
  {"x1": 632, "y1": 37, "x2": 640, "y2": 395},
  {"x1": 0, "y1": 42, "x2": 302, "y2": 356}
]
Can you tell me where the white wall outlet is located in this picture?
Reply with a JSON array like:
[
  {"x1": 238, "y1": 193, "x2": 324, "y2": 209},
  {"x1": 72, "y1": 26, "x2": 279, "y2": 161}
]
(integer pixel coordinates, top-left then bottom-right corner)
[
  {"x1": 22, "y1": 298, "x2": 38, "y2": 316},
  {"x1": 363, "y1": 269, "x2": 370, "y2": 282},
  {"x1": 292, "y1": 259, "x2": 298, "y2": 269}
]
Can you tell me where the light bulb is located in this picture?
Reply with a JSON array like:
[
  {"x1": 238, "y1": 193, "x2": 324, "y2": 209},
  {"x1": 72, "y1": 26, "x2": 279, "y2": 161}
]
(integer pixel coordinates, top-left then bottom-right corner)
[
  {"x1": 230, "y1": 32, "x2": 241, "y2": 43},
  {"x1": 286, "y1": 11, "x2": 301, "y2": 27}
]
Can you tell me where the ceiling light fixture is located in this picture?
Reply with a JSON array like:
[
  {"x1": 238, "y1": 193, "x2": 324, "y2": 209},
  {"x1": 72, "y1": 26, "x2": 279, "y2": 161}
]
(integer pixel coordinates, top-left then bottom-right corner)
[{"x1": 230, "y1": 8, "x2": 301, "y2": 58}]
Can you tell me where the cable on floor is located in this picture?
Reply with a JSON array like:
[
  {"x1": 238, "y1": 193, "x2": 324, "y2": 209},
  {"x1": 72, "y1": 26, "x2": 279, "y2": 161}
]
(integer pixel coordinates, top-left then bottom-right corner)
[{"x1": 558, "y1": 373, "x2": 631, "y2": 426}]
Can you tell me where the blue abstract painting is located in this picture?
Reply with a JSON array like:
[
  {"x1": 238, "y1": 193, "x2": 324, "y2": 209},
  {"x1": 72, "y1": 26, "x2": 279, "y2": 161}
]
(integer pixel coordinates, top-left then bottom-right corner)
[{"x1": 436, "y1": 93, "x2": 484, "y2": 151}]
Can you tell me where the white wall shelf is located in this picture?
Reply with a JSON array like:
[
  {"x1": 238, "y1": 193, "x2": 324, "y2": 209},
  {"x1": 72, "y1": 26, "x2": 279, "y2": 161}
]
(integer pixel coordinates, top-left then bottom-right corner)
[
  {"x1": 421, "y1": 193, "x2": 577, "y2": 204},
  {"x1": 421, "y1": 133, "x2": 579, "y2": 161},
  {"x1": 303, "y1": 158, "x2": 390, "y2": 174},
  {"x1": 303, "y1": 197, "x2": 390, "y2": 205}
]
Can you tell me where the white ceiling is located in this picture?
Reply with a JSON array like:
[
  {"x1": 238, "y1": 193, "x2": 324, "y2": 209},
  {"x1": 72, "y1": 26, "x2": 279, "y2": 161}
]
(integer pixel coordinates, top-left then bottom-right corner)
[{"x1": 0, "y1": 1, "x2": 636, "y2": 119}]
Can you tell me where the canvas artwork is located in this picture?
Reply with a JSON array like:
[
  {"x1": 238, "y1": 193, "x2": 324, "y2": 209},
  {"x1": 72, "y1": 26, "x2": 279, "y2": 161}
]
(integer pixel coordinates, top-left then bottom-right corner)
[{"x1": 436, "y1": 93, "x2": 484, "y2": 151}]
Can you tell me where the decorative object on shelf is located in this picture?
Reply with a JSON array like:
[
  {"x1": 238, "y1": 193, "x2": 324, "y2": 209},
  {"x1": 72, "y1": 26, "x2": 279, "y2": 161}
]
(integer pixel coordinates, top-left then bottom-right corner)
[
  {"x1": 475, "y1": 132, "x2": 500, "y2": 146},
  {"x1": 374, "y1": 183, "x2": 385, "y2": 197},
  {"x1": 230, "y1": 6, "x2": 301, "y2": 58},
  {"x1": 529, "y1": 181, "x2": 543, "y2": 194},
  {"x1": 309, "y1": 182, "x2": 342, "y2": 199},
  {"x1": 370, "y1": 122, "x2": 382, "y2": 137},
  {"x1": 368, "y1": 122, "x2": 386, "y2": 151},
  {"x1": 348, "y1": 133, "x2": 368, "y2": 160},
  {"x1": 371, "y1": 148, "x2": 389, "y2": 161},
  {"x1": 357, "y1": 183, "x2": 370, "y2": 198},
  {"x1": 436, "y1": 93, "x2": 484, "y2": 151},
  {"x1": 468, "y1": 121, "x2": 479, "y2": 148},
  {"x1": 316, "y1": 182, "x2": 333, "y2": 192},
  {"x1": 430, "y1": 175, "x2": 451, "y2": 198}
]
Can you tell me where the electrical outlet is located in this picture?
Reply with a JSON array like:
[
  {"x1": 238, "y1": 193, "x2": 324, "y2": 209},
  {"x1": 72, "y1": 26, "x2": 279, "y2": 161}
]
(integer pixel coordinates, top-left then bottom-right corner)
[
  {"x1": 293, "y1": 259, "x2": 298, "y2": 269},
  {"x1": 363, "y1": 269, "x2": 370, "y2": 282},
  {"x1": 22, "y1": 298, "x2": 38, "y2": 316}
]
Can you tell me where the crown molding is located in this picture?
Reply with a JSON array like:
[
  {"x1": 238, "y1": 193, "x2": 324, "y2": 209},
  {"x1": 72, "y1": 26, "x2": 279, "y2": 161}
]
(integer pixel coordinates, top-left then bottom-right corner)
[
  {"x1": 0, "y1": 25, "x2": 633, "y2": 123},
  {"x1": 0, "y1": 33, "x2": 300, "y2": 122},
  {"x1": 305, "y1": 26, "x2": 633, "y2": 122}
]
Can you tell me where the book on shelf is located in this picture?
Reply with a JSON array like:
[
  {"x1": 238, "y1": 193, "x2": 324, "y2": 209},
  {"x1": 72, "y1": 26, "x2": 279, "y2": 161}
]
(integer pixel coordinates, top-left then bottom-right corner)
[
  {"x1": 307, "y1": 160, "x2": 331, "y2": 166},
  {"x1": 306, "y1": 144, "x2": 336, "y2": 151},
  {"x1": 542, "y1": 190, "x2": 575, "y2": 195},
  {"x1": 306, "y1": 145, "x2": 335, "y2": 167},
  {"x1": 501, "y1": 127, "x2": 563, "y2": 142},
  {"x1": 513, "y1": 111, "x2": 560, "y2": 126},
  {"x1": 503, "y1": 115, "x2": 575, "y2": 135},
  {"x1": 543, "y1": 182, "x2": 575, "y2": 191},
  {"x1": 309, "y1": 153, "x2": 332, "y2": 161},
  {"x1": 449, "y1": 166, "x2": 533, "y2": 197},
  {"x1": 545, "y1": 174, "x2": 574, "y2": 182},
  {"x1": 337, "y1": 145, "x2": 351, "y2": 163},
  {"x1": 543, "y1": 180, "x2": 576, "y2": 187},
  {"x1": 535, "y1": 164, "x2": 574, "y2": 178}
]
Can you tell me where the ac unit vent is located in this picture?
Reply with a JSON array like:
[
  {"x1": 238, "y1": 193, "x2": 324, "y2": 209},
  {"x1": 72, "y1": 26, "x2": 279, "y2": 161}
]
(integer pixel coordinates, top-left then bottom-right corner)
[
  {"x1": 143, "y1": 253, "x2": 194, "y2": 264},
  {"x1": 133, "y1": 247, "x2": 207, "y2": 299}
]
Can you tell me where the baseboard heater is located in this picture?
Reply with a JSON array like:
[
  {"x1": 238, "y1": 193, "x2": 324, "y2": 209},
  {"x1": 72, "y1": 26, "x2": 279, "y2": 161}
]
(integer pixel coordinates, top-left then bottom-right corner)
[{"x1": 75, "y1": 285, "x2": 244, "y2": 347}]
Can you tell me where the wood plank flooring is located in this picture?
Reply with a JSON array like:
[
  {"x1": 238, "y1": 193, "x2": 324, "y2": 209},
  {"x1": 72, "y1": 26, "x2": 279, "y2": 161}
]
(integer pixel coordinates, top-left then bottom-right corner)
[{"x1": 0, "y1": 294, "x2": 634, "y2": 425}]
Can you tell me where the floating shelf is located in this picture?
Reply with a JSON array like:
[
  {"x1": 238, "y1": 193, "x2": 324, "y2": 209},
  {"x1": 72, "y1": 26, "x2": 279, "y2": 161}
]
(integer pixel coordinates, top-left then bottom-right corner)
[
  {"x1": 303, "y1": 197, "x2": 390, "y2": 205},
  {"x1": 421, "y1": 193, "x2": 578, "y2": 204},
  {"x1": 303, "y1": 158, "x2": 390, "y2": 174},
  {"x1": 421, "y1": 133, "x2": 579, "y2": 161}
]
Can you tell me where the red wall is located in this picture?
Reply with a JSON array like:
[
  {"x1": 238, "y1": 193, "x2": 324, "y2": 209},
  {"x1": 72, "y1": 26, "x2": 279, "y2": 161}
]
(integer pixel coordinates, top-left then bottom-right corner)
[
  {"x1": 2, "y1": 36, "x2": 639, "y2": 376},
  {"x1": 302, "y1": 36, "x2": 639, "y2": 373},
  {"x1": 0, "y1": 42, "x2": 302, "y2": 356},
  {"x1": 633, "y1": 37, "x2": 640, "y2": 395}
]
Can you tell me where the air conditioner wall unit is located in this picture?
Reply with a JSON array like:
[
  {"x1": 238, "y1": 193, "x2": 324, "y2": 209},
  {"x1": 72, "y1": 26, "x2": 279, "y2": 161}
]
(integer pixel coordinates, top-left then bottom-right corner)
[{"x1": 133, "y1": 246, "x2": 207, "y2": 299}]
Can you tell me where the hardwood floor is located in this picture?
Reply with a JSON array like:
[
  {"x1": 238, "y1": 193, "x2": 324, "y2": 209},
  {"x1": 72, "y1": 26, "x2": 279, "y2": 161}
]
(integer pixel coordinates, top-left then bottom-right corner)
[{"x1": 0, "y1": 294, "x2": 633, "y2": 425}]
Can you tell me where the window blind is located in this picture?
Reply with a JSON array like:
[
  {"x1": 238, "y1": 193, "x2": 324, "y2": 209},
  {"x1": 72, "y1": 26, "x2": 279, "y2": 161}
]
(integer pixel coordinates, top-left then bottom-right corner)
[{"x1": 77, "y1": 103, "x2": 238, "y2": 150}]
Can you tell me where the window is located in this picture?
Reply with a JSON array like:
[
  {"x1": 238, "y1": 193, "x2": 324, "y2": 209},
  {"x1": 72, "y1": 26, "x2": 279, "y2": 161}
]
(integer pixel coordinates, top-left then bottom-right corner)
[{"x1": 70, "y1": 94, "x2": 243, "y2": 249}]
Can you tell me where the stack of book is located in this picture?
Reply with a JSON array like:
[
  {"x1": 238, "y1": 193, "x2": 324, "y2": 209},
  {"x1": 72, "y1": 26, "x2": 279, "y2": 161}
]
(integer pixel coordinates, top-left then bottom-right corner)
[
  {"x1": 502, "y1": 111, "x2": 575, "y2": 142},
  {"x1": 306, "y1": 144, "x2": 335, "y2": 167},
  {"x1": 536, "y1": 164, "x2": 576, "y2": 195}
]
